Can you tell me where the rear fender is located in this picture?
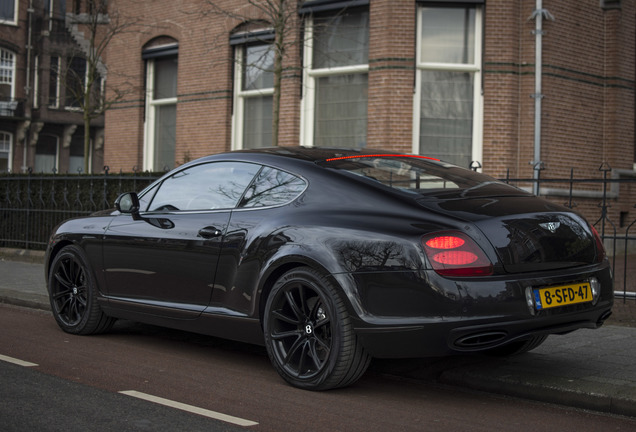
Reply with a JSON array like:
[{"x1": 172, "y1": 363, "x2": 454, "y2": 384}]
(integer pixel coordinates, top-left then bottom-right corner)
[{"x1": 256, "y1": 244, "x2": 363, "y2": 324}]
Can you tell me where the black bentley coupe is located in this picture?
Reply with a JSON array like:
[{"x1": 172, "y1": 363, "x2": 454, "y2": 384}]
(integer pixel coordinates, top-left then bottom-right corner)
[{"x1": 45, "y1": 147, "x2": 613, "y2": 390}]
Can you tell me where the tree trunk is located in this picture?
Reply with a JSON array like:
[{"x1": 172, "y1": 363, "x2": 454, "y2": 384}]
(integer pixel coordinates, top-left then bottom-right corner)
[{"x1": 83, "y1": 70, "x2": 93, "y2": 174}]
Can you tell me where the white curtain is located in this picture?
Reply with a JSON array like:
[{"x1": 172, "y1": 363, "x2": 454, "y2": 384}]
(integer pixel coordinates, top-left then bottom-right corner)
[
  {"x1": 419, "y1": 71, "x2": 473, "y2": 168},
  {"x1": 315, "y1": 74, "x2": 368, "y2": 149},
  {"x1": 312, "y1": 10, "x2": 369, "y2": 148}
]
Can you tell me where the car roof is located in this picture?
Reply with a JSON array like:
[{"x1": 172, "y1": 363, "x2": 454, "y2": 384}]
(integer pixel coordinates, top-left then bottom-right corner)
[{"x1": 210, "y1": 146, "x2": 404, "y2": 164}]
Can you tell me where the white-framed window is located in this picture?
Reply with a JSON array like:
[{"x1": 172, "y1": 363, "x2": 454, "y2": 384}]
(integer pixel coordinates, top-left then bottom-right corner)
[
  {"x1": 65, "y1": 56, "x2": 87, "y2": 109},
  {"x1": 69, "y1": 133, "x2": 89, "y2": 174},
  {"x1": 0, "y1": 0, "x2": 18, "y2": 25},
  {"x1": 35, "y1": 134, "x2": 59, "y2": 173},
  {"x1": 301, "y1": 8, "x2": 369, "y2": 149},
  {"x1": 48, "y1": 56, "x2": 60, "y2": 108},
  {"x1": 232, "y1": 39, "x2": 275, "y2": 150},
  {"x1": 0, "y1": 131, "x2": 12, "y2": 172},
  {"x1": 0, "y1": 48, "x2": 16, "y2": 100},
  {"x1": 143, "y1": 43, "x2": 178, "y2": 171},
  {"x1": 413, "y1": 5, "x2": 483, "y2": 168}
]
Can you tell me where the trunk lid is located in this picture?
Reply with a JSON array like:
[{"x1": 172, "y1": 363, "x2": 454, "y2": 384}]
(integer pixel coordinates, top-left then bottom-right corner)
[{"x1": 416, "y1": 195, "x2": 599, "y2": 273}]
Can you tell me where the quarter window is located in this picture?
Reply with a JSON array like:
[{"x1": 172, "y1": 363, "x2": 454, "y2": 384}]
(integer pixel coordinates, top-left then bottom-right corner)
[
  {"x1": 240, "y1": 167, "x2": 306, "y2": 208},
  {"x1": 302, "y1": 8, "x2": 369, "y2": 149},
  {"x1": 413, "y1": 5, "x2": 483, "y2": 168},
  {"x1": 148, "y1": 162, "x2": 260, "y2": 212}
]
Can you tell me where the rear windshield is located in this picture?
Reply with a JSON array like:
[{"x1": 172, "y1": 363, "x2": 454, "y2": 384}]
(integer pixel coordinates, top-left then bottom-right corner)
[{"x1": 319, "y1": 155, "x2": 526, "y2": 198}]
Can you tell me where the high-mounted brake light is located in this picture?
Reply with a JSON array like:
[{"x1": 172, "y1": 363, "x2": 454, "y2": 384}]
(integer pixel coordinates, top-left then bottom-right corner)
[{"x1": 422, "y1": 232, "x2": 493, "y2": 277}]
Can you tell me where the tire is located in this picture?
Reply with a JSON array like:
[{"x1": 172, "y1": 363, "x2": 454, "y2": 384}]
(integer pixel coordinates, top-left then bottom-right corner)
[
  {"x1": 48, "y1": 245, "x2": 115, "y2": 335},
  {"x1": 263, "y1": 267, "x2": 370, "y2": 390},
  {"x1": 486, "y1": 335, "x2": 548, "y2": 356}
]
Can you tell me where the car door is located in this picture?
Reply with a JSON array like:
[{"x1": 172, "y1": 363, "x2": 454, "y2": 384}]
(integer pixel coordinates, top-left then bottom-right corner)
[
  {"x1": 209, "y1": 166, "x2": 308, "y2": 315},
  {"x1": 102, "y1": 161, "x2": 261, "y2": 318}
]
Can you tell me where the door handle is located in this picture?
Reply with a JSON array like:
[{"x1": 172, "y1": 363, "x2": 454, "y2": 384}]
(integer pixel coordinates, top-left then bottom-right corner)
[{"x1": 198, "y1": 226, "x2": 222, "y2": 239}]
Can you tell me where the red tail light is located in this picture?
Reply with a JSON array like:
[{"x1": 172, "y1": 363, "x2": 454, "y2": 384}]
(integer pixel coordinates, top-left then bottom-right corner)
[
  {"x1": 590, "y1": 225, "x2": 606, "y2": 262},
  {"x1": 422, "y1": 232, "x2": 493, "y2": 277}
]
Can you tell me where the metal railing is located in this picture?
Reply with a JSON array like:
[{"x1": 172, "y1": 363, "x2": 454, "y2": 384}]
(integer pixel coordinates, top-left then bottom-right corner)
[
  {"x1": 0, "y1": 167, "x2": 159, "y2": 250},
  {"x1": 1, "y1": 164, "x2": 634, "y2": 302},
  {"x1": 501, "y1": 164, "x2": 636, "y2": 303},
  {"x1": 0, "y1": 97, "x2": 24, "y2": 118}
]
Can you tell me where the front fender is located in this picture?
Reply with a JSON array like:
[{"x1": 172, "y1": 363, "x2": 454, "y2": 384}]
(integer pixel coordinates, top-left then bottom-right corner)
[{"x1": 45, "y1": 215, "x2": 113, "y2": 291}]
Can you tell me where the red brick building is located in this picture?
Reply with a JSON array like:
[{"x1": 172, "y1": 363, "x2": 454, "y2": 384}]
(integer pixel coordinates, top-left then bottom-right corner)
[
  {"x1": 1, "y1": 0, "x2": 106, "y2": 174},
  {"x1": 102, "y1": 0, "x2": 634, "y2": 216}
]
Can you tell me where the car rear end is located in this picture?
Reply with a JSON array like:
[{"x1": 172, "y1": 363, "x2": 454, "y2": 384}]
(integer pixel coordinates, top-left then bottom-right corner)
[{"x1": 317, "y1": 154, "x2": 613, "y2": 357}]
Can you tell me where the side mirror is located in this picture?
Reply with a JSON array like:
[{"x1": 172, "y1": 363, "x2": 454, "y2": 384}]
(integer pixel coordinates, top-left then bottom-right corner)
[{"x1": 115, "y1": 192, "x2": 141, "y2": 219}]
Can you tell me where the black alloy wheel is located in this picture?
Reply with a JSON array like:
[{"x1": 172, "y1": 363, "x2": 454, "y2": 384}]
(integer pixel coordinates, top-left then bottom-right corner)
[
  {"x1": 264, "y1": 267, "x2": 370, "y2": 390},
  {"x1": 48, "y1": 245, "x2": 114, "y2": 335}
]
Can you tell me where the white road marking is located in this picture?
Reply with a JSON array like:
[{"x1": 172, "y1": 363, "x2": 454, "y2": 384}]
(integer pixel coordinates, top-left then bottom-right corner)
[
  {"x1": 0, "y1": 354, "x2": 38, "y2": 367},
  {"x1": 119, "y1": 390, "x2": 258, "y2": 427}
]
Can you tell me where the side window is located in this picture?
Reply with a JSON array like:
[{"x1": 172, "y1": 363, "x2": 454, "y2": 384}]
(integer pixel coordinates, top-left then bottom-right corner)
[
  {"x1": 148, "y1": 162, "x2": 260, "y2": 212},
  {"x1": 138, "y1": 183, "x2": 159, "y2": 212},
  {"x1": 240, "y1": 167, "x2": 306, "y2": 208}
]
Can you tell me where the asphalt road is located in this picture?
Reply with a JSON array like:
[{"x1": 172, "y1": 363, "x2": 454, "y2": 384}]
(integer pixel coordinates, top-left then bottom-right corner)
[
  {"x1": 0, "y1": 361, "x2": 245, "y2": 431},
  {"x1": 2, "y1": 304, "x2": 635, "y2": 432}
]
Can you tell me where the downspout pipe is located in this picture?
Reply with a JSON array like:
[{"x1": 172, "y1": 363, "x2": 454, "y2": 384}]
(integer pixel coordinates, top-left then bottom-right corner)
[
  {"x1": 23, "y1": 0, "x2": 35, "y2": 172},
  {"x1": 529, "y1": 1, "x2": 554, "y2": 195}
]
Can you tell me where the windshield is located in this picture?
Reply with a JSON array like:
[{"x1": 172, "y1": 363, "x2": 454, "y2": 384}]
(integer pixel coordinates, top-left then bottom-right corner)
[{"x1": 319, "y1": 155, "x2": 526, "y2": 198}]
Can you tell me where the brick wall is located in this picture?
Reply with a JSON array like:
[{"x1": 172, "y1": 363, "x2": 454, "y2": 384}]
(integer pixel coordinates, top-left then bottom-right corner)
[
  {"x1": 103, "y1": 0, "x2": 634, "y2": 224},
  {"x1": 367, "y1": 0, "x2": 416, "y2": 154}
]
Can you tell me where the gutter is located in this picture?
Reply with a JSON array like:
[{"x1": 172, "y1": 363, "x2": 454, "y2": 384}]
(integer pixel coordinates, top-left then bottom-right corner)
[
  {"x1": 529, "y1": 2, "x2": 555, "y2": 195},
  {"x1": 22, "y1": 0, "x2": 34, "y2": 172}
]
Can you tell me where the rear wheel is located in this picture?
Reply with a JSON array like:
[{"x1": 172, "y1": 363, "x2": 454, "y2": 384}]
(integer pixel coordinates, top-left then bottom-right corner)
[
  {"x1": 48, "y1": 245, "x2": 115, "y2": 335},
  {"x1": 263, "y1": 267, "x2": 370, "y2": 390}
]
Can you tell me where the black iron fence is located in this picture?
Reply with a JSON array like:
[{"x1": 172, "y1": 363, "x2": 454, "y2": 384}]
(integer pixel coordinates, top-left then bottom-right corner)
[
  {"x1": 500, "y1": 165, "x2": 636, "y2": 303},
  {"x1": 1, "y1": 165, "x2": 634, "y2": 301},
  {"x1": 0, "y1": 168, "x2": 159, "y2": 250}
]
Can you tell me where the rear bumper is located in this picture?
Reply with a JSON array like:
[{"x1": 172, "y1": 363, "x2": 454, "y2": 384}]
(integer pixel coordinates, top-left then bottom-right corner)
[
  {"x1": 348, "y1": 261, "x2": 613, "y2": 358},
  {"x1": 354, "y1": 300, "x2": 613, "y2": 358}
]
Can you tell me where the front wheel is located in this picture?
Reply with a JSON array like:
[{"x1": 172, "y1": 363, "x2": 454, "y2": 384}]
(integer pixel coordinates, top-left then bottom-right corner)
[
  {"x1": 48, "y1": 245, "x2": 115, "y2": 335},
  {"x1": 263, "y1": 267, "x2": 370, "y2": 390}
]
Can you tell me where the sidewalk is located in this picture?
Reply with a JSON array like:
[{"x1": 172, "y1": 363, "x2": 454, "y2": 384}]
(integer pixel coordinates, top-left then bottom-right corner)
[{"x1": 1, "y1": 252, "x2": 635, "y2": 418}]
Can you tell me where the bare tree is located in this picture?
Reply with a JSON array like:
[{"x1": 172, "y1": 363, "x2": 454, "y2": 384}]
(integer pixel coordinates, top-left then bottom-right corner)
[
  {"x1": 63, "y1": 0, "x2": 143, "y2": 173},
  {"x1": 199, "y1": 1, "x2": 366, "y2": 150},
  {"x1": 200, "y1": 0, "x2": 303, "y2": 147}
]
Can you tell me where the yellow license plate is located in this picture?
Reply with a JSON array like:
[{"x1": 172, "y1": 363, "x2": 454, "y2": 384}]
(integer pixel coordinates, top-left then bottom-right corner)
[{"x1": 533, "y1": 282, "x2": 592, "y2": 310}]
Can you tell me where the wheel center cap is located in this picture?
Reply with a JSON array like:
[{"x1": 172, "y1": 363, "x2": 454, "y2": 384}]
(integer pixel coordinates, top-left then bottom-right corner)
[
  {"x1": 304, "y1": 323, "x2": 313, "y2": 335},
  {"x1": 72, "y1": 287, "x2": 78, "y2": 295}
]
